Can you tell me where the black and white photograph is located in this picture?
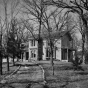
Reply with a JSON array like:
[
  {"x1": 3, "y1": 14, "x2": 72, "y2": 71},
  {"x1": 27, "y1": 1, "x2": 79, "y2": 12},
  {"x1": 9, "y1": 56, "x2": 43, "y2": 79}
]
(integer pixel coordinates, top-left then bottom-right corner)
[{"x1": 0, "y1": 0, "x2": 88, "y2": 88}]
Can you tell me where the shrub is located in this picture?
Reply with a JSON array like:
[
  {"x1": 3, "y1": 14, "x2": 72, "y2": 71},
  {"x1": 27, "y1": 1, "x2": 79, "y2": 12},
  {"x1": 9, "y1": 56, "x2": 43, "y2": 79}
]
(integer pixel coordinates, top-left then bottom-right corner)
[{"x1": 72, "y1": 56, "x2": 83, "y2": 71}]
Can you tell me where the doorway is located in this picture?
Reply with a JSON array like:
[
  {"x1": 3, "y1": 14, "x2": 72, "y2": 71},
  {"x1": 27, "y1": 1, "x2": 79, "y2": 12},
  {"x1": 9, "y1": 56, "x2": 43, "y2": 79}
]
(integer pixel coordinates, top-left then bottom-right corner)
[{"x1": 26, "y1": 52, "x2": 29, "y2": 60}]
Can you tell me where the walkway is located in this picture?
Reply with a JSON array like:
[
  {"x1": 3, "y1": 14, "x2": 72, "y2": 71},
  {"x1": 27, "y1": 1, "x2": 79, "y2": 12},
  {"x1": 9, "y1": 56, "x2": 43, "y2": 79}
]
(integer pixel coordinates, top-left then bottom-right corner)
[{"x1": 0, "y1": 61, "x2": 45, "y2": 88}]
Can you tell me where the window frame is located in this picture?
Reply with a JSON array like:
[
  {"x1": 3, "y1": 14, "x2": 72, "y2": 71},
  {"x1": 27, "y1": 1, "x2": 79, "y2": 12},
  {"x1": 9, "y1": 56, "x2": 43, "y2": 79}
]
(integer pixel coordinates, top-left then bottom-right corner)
[
  {"x1": 31, "y1": 50, "x2": 36, "y2": 58},
  {"x1": 31, "y1": 40, "x2": 35, "y2": 46}
]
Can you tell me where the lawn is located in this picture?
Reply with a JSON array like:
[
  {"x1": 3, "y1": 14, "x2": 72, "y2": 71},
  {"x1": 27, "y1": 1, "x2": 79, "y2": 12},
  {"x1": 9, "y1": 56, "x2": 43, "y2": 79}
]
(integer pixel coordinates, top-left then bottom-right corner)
[
  {"x1": 1, "y1": 61, "x2": 88, "y2": 88},
  {"x1": 0, "y1": 62, "x2": 18, "y2": 82},
  {"x1": 0, "y1": 62, "x2": 44, "y2": 88},
  {"x1": 39, "y1": 61, "x2": 88, "y2": 88}
]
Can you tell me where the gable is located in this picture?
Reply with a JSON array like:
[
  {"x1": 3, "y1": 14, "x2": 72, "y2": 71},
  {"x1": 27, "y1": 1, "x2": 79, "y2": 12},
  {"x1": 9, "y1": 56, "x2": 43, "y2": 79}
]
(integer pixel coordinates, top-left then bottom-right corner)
[
  {"x1": 66, "y1": 32, "x2": 72, "y2": 41},
  {"x1": 61, "y1": 34, "x2": 73, "y2": 48}
]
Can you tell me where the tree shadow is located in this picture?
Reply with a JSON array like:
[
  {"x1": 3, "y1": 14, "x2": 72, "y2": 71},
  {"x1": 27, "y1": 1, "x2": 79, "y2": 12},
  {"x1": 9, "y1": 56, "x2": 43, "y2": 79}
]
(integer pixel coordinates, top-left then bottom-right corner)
[
  {"x1": 73, "y1": 65, "x2": 84, "y2": 71},
  {"x1": 5, "y1": 80, "x2": 49, "y2": 88},
  {"x1": 0, "y1": 83, "x2": 15, "y2": 88},
  {"x1": 75, "y1": 71, "x2": 88, "y2": 75},
  {"x1": 26, "y1": 83, "x2": 49, "y2": 88}
]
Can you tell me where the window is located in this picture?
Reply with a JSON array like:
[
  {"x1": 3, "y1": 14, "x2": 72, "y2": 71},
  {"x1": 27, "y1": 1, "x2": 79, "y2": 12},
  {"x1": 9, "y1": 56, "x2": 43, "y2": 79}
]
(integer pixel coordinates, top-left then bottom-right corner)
[
  {"x1": 31, "y1": 50, "x2": 36, "y2": 58},
  {"x1": 31, "y1": 40, "x2": 35, "y2": 46},
  {"x1": 46, "y1": 48, "x2": 50, "y2": 57}
]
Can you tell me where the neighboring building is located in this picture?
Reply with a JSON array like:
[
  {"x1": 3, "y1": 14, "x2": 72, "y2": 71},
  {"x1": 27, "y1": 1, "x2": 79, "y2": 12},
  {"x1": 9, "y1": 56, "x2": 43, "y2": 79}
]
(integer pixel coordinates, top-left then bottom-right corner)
[{"x1": 23, "y1": 31, "x2": 75, "y2": 62}]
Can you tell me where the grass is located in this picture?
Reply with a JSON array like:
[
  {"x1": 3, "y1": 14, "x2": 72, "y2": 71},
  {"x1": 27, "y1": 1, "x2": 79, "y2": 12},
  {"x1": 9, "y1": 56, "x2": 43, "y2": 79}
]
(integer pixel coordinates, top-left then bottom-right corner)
[
  {"x1": 0, "y1": 62, "x2": 18, "y2": 81},
  {"x1": 1, "y1": 61, "x2": 88, "y2": 88},
  {"x1": 0, "y1": 64, "x2": 44, "y2": 88},
  {"x1": 40, "y1": 61, "x2": 88, "y2": 88}
]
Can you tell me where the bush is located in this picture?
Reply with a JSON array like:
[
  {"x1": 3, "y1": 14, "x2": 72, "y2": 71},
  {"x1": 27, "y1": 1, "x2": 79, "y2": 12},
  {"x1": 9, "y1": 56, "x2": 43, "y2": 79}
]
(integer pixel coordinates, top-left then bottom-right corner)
[{"x1": 72, "y1": 56, "x2": 83, "y2": 71}]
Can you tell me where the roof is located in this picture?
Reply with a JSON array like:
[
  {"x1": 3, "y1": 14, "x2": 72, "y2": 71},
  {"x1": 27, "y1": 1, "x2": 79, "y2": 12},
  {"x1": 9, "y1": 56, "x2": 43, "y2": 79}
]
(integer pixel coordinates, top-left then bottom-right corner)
[{"x1": 28, "y1": 31, "x2": 72, "y2": 40}]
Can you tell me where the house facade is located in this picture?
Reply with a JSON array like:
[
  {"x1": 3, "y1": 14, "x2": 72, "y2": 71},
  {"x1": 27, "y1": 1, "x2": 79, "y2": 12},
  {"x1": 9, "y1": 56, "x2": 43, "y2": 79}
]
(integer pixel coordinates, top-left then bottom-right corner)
[
  {"x1": 27, "y1": 31, "x2": 75, "y2": 62},
  {"x1": 20, "y1": 42, "x2": 29, "y2": 61}
]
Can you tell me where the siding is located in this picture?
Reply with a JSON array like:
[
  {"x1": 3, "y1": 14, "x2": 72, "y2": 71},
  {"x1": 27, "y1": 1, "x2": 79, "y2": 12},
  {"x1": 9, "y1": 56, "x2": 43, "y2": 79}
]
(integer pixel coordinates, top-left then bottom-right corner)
[
  {"x1": 61, "y1": 35, "x2": 72, "y2": 48},
  {"x1": 29, "y1": 40, "x2": 38, "y2": 60},
  {"x1": 55, "y1": 39, "x2": 61, "y2": 60}
]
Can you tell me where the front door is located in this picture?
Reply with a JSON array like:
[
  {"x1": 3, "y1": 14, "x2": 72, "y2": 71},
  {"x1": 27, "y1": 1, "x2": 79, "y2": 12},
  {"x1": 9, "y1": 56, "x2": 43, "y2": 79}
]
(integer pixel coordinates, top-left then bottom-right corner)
[
  {"x1": 26, "y1": 52, "x2": 29, "y2": 60},
  {"x1": 68, "y1": 50, "x2": 72, "y2": 62},
  {"x1": 62, "y1": 49, "x2": 67, "y2": 60}
]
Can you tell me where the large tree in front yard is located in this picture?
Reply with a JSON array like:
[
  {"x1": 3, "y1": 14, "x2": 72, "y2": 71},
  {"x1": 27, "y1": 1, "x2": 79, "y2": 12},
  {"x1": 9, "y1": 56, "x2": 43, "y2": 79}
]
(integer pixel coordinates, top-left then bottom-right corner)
[
  {"x1": 22, "y1": 1, "x2": 77, "y2": 75},
  {"x1": 22, "y1": 0, "x2": 78, "y2": 75},
  {"x1": 22, "y1": 0, "x2": 48, "y2": 60},
  {"x1": 42, "y1": 9, "x2": 77, "y2": 75}
]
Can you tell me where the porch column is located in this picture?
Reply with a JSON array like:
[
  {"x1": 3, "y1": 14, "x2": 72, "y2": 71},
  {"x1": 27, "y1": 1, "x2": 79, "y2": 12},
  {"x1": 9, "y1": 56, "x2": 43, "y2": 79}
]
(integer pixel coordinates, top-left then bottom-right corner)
[
  {"x1": 28, "y1": 49, "x2": 31, "y2": 61},
  {"x1": 67, "y1": 48, "x2": 68, "y2": 61},
  {"x1": 22, "y1": 53, "x2": 24, "y2": 62},
  {"x1": 55, "y1": 47, "x2": 56, "y2": 60},
  {"x1": 43, "y1": 48, "x2": 46, "y2": 60}
]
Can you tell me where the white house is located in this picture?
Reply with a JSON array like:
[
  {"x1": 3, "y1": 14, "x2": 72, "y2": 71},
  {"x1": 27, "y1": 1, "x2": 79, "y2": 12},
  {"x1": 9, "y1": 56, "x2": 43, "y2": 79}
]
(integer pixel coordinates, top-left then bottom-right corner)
[{"x1": 23, "y1": 31, "x2": 75, "y2": 62}]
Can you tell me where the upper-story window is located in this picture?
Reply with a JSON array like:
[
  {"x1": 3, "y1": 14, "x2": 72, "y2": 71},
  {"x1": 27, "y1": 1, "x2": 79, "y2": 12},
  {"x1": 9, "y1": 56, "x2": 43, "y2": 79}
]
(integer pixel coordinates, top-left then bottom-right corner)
[{"x1": 31, "y1": 40, "x2": 35, "y2": 46}]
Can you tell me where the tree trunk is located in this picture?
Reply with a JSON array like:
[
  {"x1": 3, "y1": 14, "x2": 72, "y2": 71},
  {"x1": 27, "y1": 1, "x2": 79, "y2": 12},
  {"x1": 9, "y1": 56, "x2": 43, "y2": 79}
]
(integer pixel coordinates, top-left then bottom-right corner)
[
  {"x1": 50, "y1": 40, "x2": 54, "y2": 75},
  {"x1": 37, "y1": 38, "x2": 43, "y2": 60},
  {"x1": 7, "y1": 55, "x2": 9, "y2": 71},
  {"x1": 13, "y1": 54, "x2": 15, "y2": 65},
  {"x1": 22, "y1": 53, "x2": 23, "y2": 62},
  {"x1": 85, "y1": 32, "x2": 88, "y2": 63},
  {"x1": 51, "y1": 56, "x2": 54, "y2": 75},
  {"x1": 81, "y1": 15, "x2": 87, "y2": 64},
  {"x1": 85, "y1": 32, "x2": 88, "y2": 51},
  {"x1": 0, "y1": 52, "x2": 2, "y2": 75},
  {"x1": 82, "y1": 34, "x2": 85, "y2": 64}
]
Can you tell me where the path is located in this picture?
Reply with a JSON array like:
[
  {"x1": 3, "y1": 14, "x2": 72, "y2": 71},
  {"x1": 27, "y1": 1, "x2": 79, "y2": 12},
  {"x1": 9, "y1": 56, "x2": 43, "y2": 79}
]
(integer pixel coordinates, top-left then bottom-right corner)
[{"x1": 0, "y1": 61, "x2": 45, "y2": 88}]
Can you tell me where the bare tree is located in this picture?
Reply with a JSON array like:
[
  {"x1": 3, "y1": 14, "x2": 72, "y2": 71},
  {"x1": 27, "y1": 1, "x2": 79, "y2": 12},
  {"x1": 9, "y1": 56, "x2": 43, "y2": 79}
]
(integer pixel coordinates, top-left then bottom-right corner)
[
  {"x1": 76, "y1": 16, "x2": 85, "y2": 63},
  {"x1": 43, "y1": 0, "x2": 88, "y2": 63},
  {"x1": 22, "y1": 0, "x2": 48, "y2": 60},
  {"x1": 42, "y1": 8, "x2": 77, "y2": 75},
  {"x1": 2, "y1": 0, "x2": 10, "y2": 71},
  {"x1": 2, "y1": 0, "x2": 20, "y2": 71},
  {"x1": 22, "y1": 0, "x2": 64, "y2": 75},
  {"x1": 0, "y1": 17, "x2": 5, "y2": 75},
  {"x1": 22, "y1": 0, "x2": 77, "y2": 75}
]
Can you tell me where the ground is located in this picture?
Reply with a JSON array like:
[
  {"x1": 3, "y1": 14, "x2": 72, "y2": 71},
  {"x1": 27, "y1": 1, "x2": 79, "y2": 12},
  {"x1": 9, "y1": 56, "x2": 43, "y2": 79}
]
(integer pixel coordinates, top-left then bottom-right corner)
[
  {"x1": 0, "y1": 61, "x2": 88, "y2": 88},
  {"x1": 39, "y1": 61, "x2": 88, "y2": 88}
]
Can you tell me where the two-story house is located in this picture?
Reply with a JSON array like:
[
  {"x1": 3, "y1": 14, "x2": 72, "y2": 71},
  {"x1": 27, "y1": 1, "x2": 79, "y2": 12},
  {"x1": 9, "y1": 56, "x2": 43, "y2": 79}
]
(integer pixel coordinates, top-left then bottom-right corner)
[{"x1": 26, "y1": 31, "x2": 75, "y2": 62}]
